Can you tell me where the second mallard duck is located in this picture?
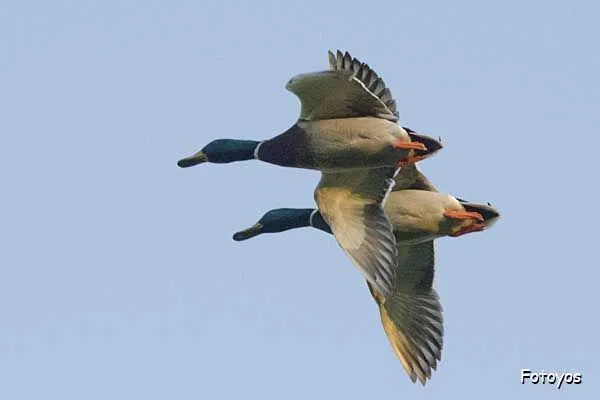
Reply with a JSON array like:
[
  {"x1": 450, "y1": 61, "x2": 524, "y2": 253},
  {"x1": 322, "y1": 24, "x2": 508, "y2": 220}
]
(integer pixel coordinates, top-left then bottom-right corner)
[{"x1": 232, "y1": 164, "x2": 500, "y2": 385}]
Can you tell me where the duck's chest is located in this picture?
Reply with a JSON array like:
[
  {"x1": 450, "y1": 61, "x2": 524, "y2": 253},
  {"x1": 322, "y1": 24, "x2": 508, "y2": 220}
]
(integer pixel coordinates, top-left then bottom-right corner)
[{"x1": 257, "y1": 124, "x2": 316, "y2": 168}]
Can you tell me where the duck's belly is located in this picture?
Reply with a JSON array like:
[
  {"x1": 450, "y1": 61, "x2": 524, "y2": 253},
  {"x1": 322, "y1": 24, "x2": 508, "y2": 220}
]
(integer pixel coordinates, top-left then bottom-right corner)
[{"x1": 302, "y1": 117, "x2": 409, "y2": 171}]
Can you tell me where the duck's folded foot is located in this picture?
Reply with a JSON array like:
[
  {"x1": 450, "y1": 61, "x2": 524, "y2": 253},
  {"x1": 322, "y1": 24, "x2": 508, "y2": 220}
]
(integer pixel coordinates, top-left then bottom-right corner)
[
  {"x1": 443, "y1": 209, "x2": 484, "y2": 222},
  {"x1": 393, "y1": 140, "x2": 427, "y2": 151},
  {"x1": 397, "y1": 155, "x2": 427, "y2": 167},
  {"x1": 450, "y1": 222, "x2": 485, "y2": 237}
]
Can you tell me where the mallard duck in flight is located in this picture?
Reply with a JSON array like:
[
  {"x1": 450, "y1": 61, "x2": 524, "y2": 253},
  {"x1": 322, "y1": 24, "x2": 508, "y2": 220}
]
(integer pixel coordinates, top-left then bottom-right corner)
[
  {"x1": 232, "y1": 164, "x2": 500, "y2": 385},
  {"x1": 178, "y1": 50, "x2": 442, "y2": 297}
]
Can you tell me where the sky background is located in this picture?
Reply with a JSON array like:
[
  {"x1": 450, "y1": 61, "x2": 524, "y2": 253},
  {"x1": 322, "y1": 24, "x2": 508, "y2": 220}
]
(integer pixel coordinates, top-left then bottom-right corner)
[{"x1": 1, "y1": 0, "x2": 598, "y2": 398}]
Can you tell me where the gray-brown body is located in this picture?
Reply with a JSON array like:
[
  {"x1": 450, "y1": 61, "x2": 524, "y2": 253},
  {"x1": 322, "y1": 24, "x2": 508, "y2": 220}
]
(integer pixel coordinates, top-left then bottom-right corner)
[
  {"x1": 258, "y1": 117, "x2": 409, "y2": 172},
  {"x1": 386, "y1": 190, "x2": 473, "y2": 244}
]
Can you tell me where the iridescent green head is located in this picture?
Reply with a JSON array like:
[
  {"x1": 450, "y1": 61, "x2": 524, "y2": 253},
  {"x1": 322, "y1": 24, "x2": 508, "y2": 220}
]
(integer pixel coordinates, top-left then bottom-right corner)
[
  {"x1": 177, "y1": 139, "x2": 260, "y2": 168},
  {"x1": 233, "y1": 208, "x2": 332, "y2": 241}
]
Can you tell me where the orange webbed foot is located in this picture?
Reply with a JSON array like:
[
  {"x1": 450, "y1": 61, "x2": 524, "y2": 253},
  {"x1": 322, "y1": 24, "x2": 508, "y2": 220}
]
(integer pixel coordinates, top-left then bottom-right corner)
[
  {"x1": 393, "y1": 140, "x2": 427, "y2": 151},
  {"x1": 450, "y1": 222, "x2": 485, "y2": 237},
  {"x1": 397, "y1": 155, "x2": 427, "y2": 167},
  {"x1": 444, "y1": 209, "x2": 485, "y2": 222}
]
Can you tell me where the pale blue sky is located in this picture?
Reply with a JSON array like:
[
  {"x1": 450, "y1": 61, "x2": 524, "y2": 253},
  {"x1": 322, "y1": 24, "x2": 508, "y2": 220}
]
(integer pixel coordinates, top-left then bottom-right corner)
[{"x1": 1, "y1": 0, "x2": 598, "y2": 398}]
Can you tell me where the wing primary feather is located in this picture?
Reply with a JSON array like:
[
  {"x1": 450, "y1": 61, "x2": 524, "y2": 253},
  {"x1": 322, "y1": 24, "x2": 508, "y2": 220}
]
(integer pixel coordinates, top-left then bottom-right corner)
[
  {"x1": 336, "y1": 50, "x2": 344, "y2": 69},
  {"x1": 380, "y1": 88, "x2": 392, "y2": 103},
  {"x1": 351, "y1": 58, "x2": 361, "y2": 74},
  {"x1": 328, "y1": 50, "x2": 336, "y2": 70},
  {"x1": 373, "y1": 79, "x2": 386, "y2": 96},
  {"x1": 363, "y1": 69, "x2": 374, "y2": 86},
  {"x1": 343, "y1": 52, "x2": 352, "y2": 68},
  {"x1": 359, "y1": 63, "x2": 370, "y2": 80}
]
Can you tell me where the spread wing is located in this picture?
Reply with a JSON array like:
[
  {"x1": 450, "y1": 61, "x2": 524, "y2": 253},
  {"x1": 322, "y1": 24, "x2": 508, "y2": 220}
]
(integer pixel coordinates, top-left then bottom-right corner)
[
  {"x1": 367, "y1": 240, "x2": 443, "y2": 385},
  {"x1": 286, "y1": 50, "x2": 399, "y2": 122},
  {"x1": 315, "y1": 167, "x2": 398, "y2": 297}
]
